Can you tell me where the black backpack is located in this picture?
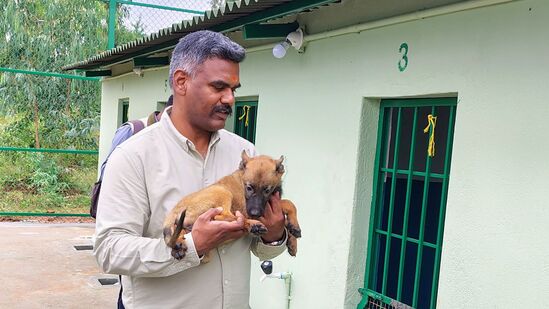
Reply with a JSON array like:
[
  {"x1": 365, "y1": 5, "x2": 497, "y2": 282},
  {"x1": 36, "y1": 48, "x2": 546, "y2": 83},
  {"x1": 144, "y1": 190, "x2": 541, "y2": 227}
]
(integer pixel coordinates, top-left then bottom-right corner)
[{"x1": 90, "y1": 120, "x2": 145, "y2": 218}]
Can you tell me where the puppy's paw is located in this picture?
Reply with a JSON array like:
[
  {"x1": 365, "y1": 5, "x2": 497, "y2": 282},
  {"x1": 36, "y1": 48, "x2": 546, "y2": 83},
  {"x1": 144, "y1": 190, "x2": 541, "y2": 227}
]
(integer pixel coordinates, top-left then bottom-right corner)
[
  {"x1": 171, "y1": 240, "x2": 188, "y2": 260},
  {"x1": 286, "y1": 223, "x2": 301, "y2": 238},
  {"x1": 287, "y1": 236, "x2": 297, "y2": 257},
  {"x1": 250, "y1": 224, "x2": 268, "y2": 235}
]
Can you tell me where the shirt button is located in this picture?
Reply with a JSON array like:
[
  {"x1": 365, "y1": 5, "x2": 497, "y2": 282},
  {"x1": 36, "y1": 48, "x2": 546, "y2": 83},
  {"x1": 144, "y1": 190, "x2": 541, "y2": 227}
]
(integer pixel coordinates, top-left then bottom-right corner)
[
  {"x1": 221, "y1": 249, "x2": 226, "y2": 254},
  {"x1": 224, "y1": 280, "x2": 229, "y2": 285}
]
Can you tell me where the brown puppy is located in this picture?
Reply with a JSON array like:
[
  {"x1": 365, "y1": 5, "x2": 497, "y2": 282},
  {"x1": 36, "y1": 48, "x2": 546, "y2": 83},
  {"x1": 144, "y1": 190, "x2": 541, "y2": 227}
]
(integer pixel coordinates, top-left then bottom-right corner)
[{"x1": 163, "y1": 151, "x2": 301, "y2": 262}]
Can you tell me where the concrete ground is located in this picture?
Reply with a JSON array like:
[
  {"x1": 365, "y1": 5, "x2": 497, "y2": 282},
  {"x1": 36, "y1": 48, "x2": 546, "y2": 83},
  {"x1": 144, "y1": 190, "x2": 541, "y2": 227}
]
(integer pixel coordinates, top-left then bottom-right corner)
[{"x1": 0, "y1": 222, "x2": 119, "y2": 308}]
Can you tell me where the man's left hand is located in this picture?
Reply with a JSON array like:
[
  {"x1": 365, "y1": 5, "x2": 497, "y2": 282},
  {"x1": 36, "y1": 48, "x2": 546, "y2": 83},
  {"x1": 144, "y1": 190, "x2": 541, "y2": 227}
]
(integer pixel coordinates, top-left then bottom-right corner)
[{"x1": 259, "y1": 192, "x2": 286, "y2": 243}]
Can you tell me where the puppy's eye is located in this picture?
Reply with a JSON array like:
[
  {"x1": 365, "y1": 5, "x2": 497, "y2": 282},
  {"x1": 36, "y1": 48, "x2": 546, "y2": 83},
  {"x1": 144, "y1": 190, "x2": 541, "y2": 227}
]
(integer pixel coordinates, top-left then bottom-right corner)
[
  {"x1": 246, "y1": 184, "x2": 254, "y2": 194},
  {"x1": 263, "y1": 187, "x2": 272, "y2": 195}
]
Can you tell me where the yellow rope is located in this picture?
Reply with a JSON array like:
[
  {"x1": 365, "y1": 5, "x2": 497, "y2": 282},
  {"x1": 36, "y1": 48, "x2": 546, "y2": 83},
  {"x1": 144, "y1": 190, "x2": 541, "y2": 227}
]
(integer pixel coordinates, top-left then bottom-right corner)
[
  {"x1": 423, "y1": 114, "x2": 437, "y2": 157},
  {"x1": 238, "y1": 105, "x2": 251, "y2": 127}
]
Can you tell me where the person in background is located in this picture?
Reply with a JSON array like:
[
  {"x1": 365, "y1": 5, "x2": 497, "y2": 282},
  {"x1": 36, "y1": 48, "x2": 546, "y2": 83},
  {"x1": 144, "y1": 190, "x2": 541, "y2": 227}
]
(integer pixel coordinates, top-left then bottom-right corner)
[
  {"x1": 99, "y1": 95, "x2": 173, "y2": 179},
  {"x1": 90, "y1": 95, "x2": 173, "y2": 219}
]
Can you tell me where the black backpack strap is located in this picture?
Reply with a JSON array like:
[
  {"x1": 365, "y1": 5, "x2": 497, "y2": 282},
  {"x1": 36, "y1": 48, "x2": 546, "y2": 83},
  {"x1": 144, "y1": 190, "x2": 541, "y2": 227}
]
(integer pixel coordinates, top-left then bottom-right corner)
[
  {"x1": 127, "y1": 119, "x2": 145, "y2": 135},
  {"x1": 117, "y1": 275, "x2": 125, "y2": 309}
]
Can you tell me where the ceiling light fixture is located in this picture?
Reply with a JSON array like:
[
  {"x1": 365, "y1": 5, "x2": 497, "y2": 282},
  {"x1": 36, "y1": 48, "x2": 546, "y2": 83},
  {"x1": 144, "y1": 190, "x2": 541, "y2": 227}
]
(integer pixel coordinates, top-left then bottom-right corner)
[{"x1": 272, "y1": 28, "x2": 305, "y2": 59}]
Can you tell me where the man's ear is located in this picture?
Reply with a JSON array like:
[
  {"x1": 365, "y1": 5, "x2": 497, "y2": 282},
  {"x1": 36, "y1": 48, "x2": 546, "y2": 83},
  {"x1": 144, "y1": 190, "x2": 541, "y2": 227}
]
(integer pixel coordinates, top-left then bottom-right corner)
[
  {"x1": 173, "y1": 70, "x2": 188, "y2": 95},
  {"x1": 275, "y1": 155, "x2": 285, "y2": 174},
  {"x1": 239, "y1": 150, "x2": 250, "y2": 170}
]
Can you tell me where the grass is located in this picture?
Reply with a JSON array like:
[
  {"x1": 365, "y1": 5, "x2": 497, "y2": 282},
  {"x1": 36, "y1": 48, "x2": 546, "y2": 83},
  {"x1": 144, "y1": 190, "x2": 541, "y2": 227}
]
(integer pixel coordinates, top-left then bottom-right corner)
[{"x1": 0, "y1": 152, "x2": 97, "y2": 215}]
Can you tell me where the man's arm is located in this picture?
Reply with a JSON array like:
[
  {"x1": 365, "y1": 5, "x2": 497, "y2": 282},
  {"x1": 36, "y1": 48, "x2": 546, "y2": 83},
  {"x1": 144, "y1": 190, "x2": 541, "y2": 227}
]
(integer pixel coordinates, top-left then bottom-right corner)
[
  {"x1": 93, "y1": 148, "x2": 201, "y2": 278},
  {"x1": 94, "y1": 147, "x2": 249, "y2": 277}
]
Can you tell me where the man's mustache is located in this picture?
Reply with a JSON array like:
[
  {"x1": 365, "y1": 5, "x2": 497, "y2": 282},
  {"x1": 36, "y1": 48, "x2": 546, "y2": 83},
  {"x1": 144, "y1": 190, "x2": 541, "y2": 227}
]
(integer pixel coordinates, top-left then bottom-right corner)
[{"x1": 213, "y1": 104, "x2": 233, "y2": 116}]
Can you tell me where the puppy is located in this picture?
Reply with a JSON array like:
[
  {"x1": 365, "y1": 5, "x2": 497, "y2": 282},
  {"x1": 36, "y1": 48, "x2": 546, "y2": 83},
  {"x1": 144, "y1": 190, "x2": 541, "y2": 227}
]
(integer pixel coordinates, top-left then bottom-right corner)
[{"x1": 163, "y1": 151, "x2": 301, "y2": 262}]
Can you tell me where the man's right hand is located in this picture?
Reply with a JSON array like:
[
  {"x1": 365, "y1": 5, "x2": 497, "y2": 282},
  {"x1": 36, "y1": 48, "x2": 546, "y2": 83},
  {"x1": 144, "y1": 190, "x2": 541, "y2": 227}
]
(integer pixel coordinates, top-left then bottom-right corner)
[{"x1": 191, "y1": 207, "x2": 246, "y2": 256}]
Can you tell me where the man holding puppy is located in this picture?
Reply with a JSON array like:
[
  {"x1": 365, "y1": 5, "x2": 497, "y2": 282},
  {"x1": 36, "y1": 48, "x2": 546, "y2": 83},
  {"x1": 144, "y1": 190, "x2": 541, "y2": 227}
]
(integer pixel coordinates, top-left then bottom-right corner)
[{"x1": 94, "y1": 30, "x2": 287, "y2": 309}]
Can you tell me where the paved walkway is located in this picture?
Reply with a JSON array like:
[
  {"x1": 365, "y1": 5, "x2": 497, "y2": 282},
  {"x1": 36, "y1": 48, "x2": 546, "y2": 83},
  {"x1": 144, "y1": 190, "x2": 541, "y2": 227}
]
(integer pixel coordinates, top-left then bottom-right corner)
[{"x1": 0, "y1": 222, "x2": 119, "y2": 308}]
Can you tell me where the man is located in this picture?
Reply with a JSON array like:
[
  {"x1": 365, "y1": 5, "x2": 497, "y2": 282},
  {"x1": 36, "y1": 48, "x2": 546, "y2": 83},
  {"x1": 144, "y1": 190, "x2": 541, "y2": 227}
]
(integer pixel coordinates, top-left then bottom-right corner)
[{"x1": 94, "y1": 31, "x2": 287, "y2": 309}]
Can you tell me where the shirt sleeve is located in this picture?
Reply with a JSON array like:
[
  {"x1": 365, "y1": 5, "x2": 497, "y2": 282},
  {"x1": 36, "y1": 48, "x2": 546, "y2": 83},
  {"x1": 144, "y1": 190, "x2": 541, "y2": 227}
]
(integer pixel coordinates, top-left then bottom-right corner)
[
  {"x1": 250, "y1": 228, "x2": 288, "y2": 260},
  {"x1": 93, "y1": 147, "x2": 201, "y2": 278}
]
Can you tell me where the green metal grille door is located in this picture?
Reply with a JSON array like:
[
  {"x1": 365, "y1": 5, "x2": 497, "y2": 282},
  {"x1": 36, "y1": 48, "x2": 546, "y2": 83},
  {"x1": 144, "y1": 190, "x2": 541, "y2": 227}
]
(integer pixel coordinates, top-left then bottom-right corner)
[
  {"x1": 234, "y1": 101, "x2": 258, "y2": 143},
  {"x1": 358, "y1": 98, "x2": 457, "y2": 309}
]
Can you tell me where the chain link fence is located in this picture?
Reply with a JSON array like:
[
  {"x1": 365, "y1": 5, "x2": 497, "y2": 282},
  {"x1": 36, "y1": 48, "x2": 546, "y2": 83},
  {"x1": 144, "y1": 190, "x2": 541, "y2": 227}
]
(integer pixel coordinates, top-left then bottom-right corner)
[
  {"x1": 0, "y1": 73, "x2": 100, "y2": 217},
  {"x1": 119, "y1": 0, "x2": 219, "y2": 37},
  {"x1": 0, "y1": 1, "x2": 224, "y2": 217}
]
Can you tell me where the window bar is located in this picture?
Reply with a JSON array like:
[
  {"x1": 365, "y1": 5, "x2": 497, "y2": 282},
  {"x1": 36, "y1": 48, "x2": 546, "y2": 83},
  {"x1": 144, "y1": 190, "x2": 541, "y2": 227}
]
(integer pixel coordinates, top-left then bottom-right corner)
[
  {"x1": 384, "y1": 108, "x2": 394, "y2": 170},
  {"x1": 239, "y1": 106, "x2": 244, "y2": 138},
  {"x1": 372, "y1": 108, "x2": 395, "y2": 295},
  {"x1": 397, "y1": 107, "x2": 418, "y2": 301},
  {"x1": 374, "y1": 108, "x2": 394, "y2": 238},
  {"x1": 362, "y1": 105, "x2": 388, "y2": 298},
  {"x1": 375, "y1": 229, "x2": 438, "y2": 249},
  {"x1": 429, "y1": 105, "x2": 456, "y2": 309},
  {"x1": 412, "y1": 105, "x2": 436, "y2": 308},
  {"x1": 381, "y1": 107, "x2": 402, "y2": 295},
  {"x1": 380, "y1": 168, "x2": 446, "y2": 180},
  {"x1": 234, "y1": 109, "x2": 238, "y2": 135},
  {"x1": 248, "y1": 107, "x2": 254, "y2": 143},
  {"x1": 250, "y1": 106, "x2": 256, "y2": 143},
  {"x1": 240, "y1": 106, "x2": 245, "y2": 138},
  {"x1": 245, "y1": 106, "x2": 252, "y2": 141}
]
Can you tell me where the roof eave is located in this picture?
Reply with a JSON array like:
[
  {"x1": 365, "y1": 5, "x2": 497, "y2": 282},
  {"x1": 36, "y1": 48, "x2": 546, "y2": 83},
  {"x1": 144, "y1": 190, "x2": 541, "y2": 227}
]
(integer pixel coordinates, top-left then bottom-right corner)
[{"x1": 63, "y1": 0, "x2": 339, "y2": 71}]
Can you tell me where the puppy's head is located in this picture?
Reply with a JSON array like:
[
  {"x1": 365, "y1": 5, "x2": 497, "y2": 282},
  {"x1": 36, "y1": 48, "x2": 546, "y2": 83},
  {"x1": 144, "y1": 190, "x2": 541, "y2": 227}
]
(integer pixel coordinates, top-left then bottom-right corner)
[{"x1": 239, "y1": 150, "x2": 284, "y2": 219}]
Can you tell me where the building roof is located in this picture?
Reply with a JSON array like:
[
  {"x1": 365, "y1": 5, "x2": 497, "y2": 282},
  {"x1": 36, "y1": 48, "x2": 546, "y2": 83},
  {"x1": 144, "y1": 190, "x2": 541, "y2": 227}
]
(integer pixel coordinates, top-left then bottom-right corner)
[{"x1": 63, "y1": 0, "x2": 339, "y2": 71}]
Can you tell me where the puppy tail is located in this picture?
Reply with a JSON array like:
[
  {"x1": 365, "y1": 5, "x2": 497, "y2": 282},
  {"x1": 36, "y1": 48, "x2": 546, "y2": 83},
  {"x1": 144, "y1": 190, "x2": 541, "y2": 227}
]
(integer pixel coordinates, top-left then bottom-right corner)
[{"x1": 167, "y1": 209, "x2": 186, "y2": 248}]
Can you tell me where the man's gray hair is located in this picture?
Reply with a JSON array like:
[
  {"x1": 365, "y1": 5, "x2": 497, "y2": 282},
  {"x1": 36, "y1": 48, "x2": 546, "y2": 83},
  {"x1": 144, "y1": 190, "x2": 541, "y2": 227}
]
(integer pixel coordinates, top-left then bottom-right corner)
[{"x1": 169, "y1": 30, "x2": 245, "y2": 87}]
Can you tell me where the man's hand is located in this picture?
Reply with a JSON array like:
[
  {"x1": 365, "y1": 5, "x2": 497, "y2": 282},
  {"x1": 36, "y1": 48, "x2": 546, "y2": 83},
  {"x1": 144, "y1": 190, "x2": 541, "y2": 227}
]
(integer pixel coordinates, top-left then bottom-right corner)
[
  {"x1": 259, "y1": 192, "x2": 286, "y2": 243},
  {"x1": 191, "y1": 208, "x2": 246, "y2": 256}
]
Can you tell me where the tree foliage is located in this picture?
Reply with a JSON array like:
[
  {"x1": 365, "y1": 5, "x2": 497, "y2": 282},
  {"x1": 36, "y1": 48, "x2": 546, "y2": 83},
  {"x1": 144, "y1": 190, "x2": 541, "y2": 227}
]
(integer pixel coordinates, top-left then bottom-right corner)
[
  {"x1": 0, "y1": 0, "x2": 144, "y2": 150},
  {"x1": 210, "y1": 0, "x2": 225, "y2": 10}
]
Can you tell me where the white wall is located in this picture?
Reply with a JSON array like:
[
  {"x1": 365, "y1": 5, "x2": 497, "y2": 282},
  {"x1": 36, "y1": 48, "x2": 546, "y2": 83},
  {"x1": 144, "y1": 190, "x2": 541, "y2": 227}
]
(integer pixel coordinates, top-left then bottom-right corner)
[
  {"x1": 242, "y1": 1, "x2": 549, "y2": 308},
  {"x1": 99, "y1": 0, "x2": 549, "y2": 307}
]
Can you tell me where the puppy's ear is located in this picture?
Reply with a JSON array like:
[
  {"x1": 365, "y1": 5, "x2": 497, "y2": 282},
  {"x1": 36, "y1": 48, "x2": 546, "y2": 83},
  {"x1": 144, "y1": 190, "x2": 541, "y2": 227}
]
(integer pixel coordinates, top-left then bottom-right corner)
[
  {"x1": 239, "y1": 150, "x2": 250, "y2": 170},
  {"x1": 275, "y1": 155, "x2": 285, "y2": 174}
]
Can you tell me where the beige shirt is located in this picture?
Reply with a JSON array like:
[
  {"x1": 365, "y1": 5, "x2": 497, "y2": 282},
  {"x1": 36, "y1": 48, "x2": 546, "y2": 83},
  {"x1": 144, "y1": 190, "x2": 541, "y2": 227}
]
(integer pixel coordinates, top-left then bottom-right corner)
[{"x1": 94, "y1": 109, "x2": 286, "y2": 309}]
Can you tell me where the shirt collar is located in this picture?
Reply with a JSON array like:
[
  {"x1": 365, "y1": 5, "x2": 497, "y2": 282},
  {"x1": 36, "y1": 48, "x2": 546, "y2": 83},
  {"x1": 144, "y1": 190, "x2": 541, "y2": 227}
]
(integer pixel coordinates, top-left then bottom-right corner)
[{"x1": 161, "y1": 107, "x2": 222, "y2": 154}]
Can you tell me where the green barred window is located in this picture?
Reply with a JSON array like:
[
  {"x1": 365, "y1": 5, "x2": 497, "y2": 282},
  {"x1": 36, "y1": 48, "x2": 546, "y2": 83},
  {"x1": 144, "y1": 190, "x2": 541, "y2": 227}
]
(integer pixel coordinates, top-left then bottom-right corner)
[
  {"x1": 234, "y1": 101, "x2": 258, "y2": 144},
  {"x1": 358, "y1": 98, "x2": 457, "y2": 309}
]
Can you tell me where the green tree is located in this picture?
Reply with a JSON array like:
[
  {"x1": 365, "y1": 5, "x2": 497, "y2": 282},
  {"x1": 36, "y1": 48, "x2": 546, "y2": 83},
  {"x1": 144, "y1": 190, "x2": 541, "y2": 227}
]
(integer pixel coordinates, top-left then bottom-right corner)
[
  {"x1": 0, "y1": 0, "x2": 144, "y2": 150},
  {"x1": 210, "y1": 0, "x2": 225, "y2": 10},
  {"x1": 0, "y1": 0, "x2": 145, "y2": 209}
]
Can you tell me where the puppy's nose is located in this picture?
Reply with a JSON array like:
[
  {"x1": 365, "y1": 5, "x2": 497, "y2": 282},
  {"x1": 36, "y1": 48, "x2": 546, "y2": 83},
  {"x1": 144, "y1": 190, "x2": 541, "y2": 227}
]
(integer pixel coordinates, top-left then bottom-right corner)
[{"x1": 248, "y1": 209, "x2": 261, "y2": 218}]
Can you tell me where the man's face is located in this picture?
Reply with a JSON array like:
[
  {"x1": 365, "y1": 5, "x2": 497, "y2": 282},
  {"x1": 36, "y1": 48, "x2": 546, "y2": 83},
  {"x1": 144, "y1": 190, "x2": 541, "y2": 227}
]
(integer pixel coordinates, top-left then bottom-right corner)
[{"x1": 182, "y1": 58, "x2": 241, "y2": 133}]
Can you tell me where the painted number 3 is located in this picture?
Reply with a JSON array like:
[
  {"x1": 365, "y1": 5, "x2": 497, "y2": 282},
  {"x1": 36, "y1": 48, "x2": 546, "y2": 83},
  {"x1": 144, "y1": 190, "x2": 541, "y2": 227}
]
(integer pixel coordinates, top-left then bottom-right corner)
[{"x1": 398, "y1": 43, "x2": 409, "y2": 72}]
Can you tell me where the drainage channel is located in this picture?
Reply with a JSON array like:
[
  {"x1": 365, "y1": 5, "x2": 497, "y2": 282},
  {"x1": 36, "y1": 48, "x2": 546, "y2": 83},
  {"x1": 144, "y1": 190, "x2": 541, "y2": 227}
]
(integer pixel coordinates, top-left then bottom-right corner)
[
  {"x1": 73, "y1": 245, "x2": 119, "y2": 286},
  {"x1": 73, "y1": 245, "x2": 93, "y2": 251},
  {"x1": 98, "y1": 278, "x2": 119, "y2": 285}
]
